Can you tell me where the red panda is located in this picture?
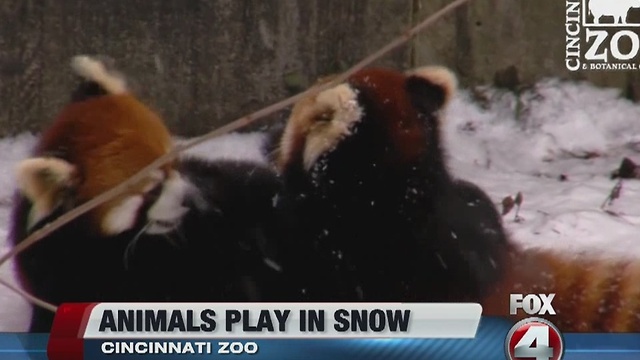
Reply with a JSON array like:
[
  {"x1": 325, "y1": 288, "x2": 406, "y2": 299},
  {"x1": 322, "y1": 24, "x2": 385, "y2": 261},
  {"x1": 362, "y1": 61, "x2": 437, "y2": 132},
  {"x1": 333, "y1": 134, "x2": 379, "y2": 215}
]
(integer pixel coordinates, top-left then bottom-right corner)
[
  {"x1": 274, "y1": 66, "x2": 510, "y2": 302},
  {"x1": 9, "y1": 54, "x2": 195, "y2": 332},
  {"x1": 18, "y1": 55, "x2": 183, "y2": 237},
  {"x1": 274, "y1": 65, "x2": 640, "y2": 332},
  {"x1": 481, "y1": 247, "x2": 640, "y2": 332},
  {"x1": 9, "y1": 55, "x2": 296, "y2": 332}
]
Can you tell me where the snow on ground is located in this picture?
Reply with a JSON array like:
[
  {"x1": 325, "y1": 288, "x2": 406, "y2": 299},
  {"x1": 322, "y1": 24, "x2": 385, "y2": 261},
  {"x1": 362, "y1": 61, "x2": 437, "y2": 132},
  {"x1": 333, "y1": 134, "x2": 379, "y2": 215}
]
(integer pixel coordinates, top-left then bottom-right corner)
[
  {"x1": 1, "y1": 78, "x2": 640, "y2": 332},
  {"x1": 443, "y1": 79, "x2": 640, "y2": 260},
  {"x1": 176, "y1": 131, "x2": 269, "y2": 164},
  {"x1": 0, "y1": 133, "x2": 39, "y2": 333}
]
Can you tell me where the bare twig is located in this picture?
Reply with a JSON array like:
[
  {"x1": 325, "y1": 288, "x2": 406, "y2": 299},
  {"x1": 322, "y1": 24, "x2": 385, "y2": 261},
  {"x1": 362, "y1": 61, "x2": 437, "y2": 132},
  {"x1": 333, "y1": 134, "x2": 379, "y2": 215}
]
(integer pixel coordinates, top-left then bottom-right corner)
[
  {"x1": 601, "y1": 179, "x2": 623, "y2": 209},
  {"x1": 0, "y1": 0, "x2": 474, "y2": 312},
  {"x1": 0, "y1": 277, "x2": 57, "y2": 313},
  {"x1": 514, "y1": 191, "x2": 524, "y2": 222}
]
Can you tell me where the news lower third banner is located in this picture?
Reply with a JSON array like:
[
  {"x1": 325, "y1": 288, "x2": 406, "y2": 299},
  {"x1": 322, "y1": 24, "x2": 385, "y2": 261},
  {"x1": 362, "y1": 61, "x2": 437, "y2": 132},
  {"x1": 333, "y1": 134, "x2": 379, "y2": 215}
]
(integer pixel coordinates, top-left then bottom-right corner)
[
  {"x1": 0, "y1": 302, "x2": 638, "y2": 360},
  {"x1": 50, "y1": 302, "x2": 482, "y2": 360}
]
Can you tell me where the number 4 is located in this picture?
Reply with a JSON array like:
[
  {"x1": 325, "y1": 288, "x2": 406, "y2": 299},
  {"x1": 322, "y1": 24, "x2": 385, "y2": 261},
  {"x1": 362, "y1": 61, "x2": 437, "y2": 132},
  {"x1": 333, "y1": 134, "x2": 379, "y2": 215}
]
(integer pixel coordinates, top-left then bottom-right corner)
[{"x1": 514, "y1": 325, "x2": 553, "y2": 360}]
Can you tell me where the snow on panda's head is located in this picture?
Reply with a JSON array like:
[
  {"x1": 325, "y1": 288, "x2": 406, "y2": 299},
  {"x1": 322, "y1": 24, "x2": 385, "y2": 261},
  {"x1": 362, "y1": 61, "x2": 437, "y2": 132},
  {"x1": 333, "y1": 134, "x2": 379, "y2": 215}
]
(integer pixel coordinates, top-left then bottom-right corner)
[
  {"x1": 276, "y1": 65, "x2": 457, "y2": 173},
  {"x1": 277, "y1": 79, "x2": 363, "y2": 172}
]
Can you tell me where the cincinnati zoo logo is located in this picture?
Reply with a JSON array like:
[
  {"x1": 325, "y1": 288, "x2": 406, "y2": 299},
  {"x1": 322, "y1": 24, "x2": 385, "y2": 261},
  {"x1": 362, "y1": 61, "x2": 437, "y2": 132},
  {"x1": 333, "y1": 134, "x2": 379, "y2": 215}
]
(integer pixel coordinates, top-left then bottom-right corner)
[{"x1": 566, "y1": 0, "x2": 640, "y2": 71}]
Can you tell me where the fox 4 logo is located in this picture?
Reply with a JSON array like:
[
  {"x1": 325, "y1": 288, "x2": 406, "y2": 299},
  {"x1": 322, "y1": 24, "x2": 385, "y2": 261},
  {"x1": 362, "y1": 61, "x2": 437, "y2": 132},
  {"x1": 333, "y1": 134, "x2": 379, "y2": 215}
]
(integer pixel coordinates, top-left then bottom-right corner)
[
  {"x1": 510, "y1": 293, "x2": 556, "y2": 316},
  {"x1": 505, "y1": 318, "x2": 564, "y2": 360},
  {"x1": 505, "y1": 294, "x2": 564, "y2": 360}
]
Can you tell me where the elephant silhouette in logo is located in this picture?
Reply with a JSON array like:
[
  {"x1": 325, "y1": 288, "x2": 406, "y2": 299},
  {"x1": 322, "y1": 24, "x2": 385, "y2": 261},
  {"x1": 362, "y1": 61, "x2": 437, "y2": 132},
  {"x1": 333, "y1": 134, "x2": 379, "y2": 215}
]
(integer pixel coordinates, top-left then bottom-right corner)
[{"x1": 589, "y1": 0, "x2": 640, "y2": 24}]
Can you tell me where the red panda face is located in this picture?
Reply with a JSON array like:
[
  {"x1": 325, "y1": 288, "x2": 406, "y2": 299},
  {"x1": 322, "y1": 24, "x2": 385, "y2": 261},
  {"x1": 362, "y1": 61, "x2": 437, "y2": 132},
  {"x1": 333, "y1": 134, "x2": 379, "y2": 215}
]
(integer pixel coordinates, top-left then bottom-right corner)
[{"x1": 276, "y1": 66, "x2": 457, "y2": 178}]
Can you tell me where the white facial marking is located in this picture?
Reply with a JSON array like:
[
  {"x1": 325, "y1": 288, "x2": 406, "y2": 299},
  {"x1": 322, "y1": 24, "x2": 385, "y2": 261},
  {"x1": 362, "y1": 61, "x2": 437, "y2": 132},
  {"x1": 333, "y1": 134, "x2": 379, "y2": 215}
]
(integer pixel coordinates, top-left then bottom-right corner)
[
  {"x1": 15, "y1": 157, "x2": 75, "y2": 200},
  {"x1": 15, "y1": 157, "x2": 76, "y2": 230},
  {"x1": 303, "y1": 84, "x2": 363, "y2": 170},
  {"x1": 102, "y1": 195, "x2": 145, "y2": 235},
  {"x1": 146, "y1": 171, "x2": 192, "y2": 234},
  {"x1": 142, "y1": 169, "x2": 165, "y2": 193}
]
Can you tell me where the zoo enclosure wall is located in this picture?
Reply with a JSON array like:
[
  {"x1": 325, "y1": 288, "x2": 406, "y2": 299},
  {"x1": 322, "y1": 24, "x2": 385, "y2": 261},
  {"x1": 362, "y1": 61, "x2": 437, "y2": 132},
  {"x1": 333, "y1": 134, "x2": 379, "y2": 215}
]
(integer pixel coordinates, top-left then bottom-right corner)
[{"x1": 0, "y1": 0, "x2": 637, "y2": 138}]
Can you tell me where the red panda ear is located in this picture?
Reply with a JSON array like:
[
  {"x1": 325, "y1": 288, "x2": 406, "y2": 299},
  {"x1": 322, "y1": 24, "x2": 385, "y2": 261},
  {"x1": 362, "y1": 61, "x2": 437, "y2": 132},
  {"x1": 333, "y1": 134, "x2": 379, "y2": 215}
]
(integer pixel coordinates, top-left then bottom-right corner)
[
  {"x1": 70, "y1": 55, "x2": 128, "y2": 95},
  {"x1": 405, "y1": 66, "x2": 457, "y2": 114},
  {"x1": 15, "y1": 157, "x2": 77, "y2": 228}
]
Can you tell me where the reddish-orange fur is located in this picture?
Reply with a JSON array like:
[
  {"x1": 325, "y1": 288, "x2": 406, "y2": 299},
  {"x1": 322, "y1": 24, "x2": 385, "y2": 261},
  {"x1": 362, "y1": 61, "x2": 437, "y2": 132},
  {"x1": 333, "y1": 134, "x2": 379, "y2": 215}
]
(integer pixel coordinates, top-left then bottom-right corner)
[
  {"x1": 348, "y1": 68, "x2": 427, "y2": 165},
  {"x1": 34, "y1": 94, "x2": 173, "y2": 234},
  {"x1": 482, "y1": 247, "x2": 640, "y2": 332},
  {"x1": 277, "y1": 69, "x2": 428, "y2": 171},
  {"x1": 347, "y1": 69, "x2": 640, "y2": 333},
  {"x1": 277, "y1": 67, "x2": 640, "y2": 332}
]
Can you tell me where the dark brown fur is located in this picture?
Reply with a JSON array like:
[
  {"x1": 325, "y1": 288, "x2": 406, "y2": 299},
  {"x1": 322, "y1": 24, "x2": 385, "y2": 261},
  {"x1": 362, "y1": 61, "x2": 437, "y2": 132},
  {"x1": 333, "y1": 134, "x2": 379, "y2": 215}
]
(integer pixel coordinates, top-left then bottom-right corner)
[{"x1": 276, "y1": 67, "x2": 510, "y2": 302}]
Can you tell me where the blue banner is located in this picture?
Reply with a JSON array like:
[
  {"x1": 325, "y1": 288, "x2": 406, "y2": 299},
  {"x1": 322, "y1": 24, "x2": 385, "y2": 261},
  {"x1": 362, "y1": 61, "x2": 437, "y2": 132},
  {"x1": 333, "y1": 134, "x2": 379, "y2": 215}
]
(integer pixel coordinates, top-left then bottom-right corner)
[
  {"x1": 2, "y1": 318, "x2": 640, "y2": 359},
  {"x1": 0, "y1": 333, "x2": 48, "y2": 360}
]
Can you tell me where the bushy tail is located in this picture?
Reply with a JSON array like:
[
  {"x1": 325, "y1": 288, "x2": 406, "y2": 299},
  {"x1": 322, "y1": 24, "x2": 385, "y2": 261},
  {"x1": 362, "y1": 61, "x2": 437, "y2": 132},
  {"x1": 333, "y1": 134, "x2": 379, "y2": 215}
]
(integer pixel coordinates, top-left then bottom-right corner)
[
  {"x1": 482, "y1": 246, "x2": 640, "y2": 332},
  {"x1": 69, "y1": 55, "x2": 129, "y2": 101}
]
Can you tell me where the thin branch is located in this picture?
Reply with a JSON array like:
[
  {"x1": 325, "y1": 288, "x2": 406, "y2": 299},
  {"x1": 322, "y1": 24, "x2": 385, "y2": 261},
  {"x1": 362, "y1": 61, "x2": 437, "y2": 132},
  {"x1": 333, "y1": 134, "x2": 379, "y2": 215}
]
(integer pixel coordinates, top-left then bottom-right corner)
[
  {"x1": 601, "y1": 179, "x2": 623, "y2": 209},
  {"x1": 0, "y1": 277, "x2": 57, "y2": 313},
  {"x1": 0, "y1": 0, "x2": 473, "y2": 311}
]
